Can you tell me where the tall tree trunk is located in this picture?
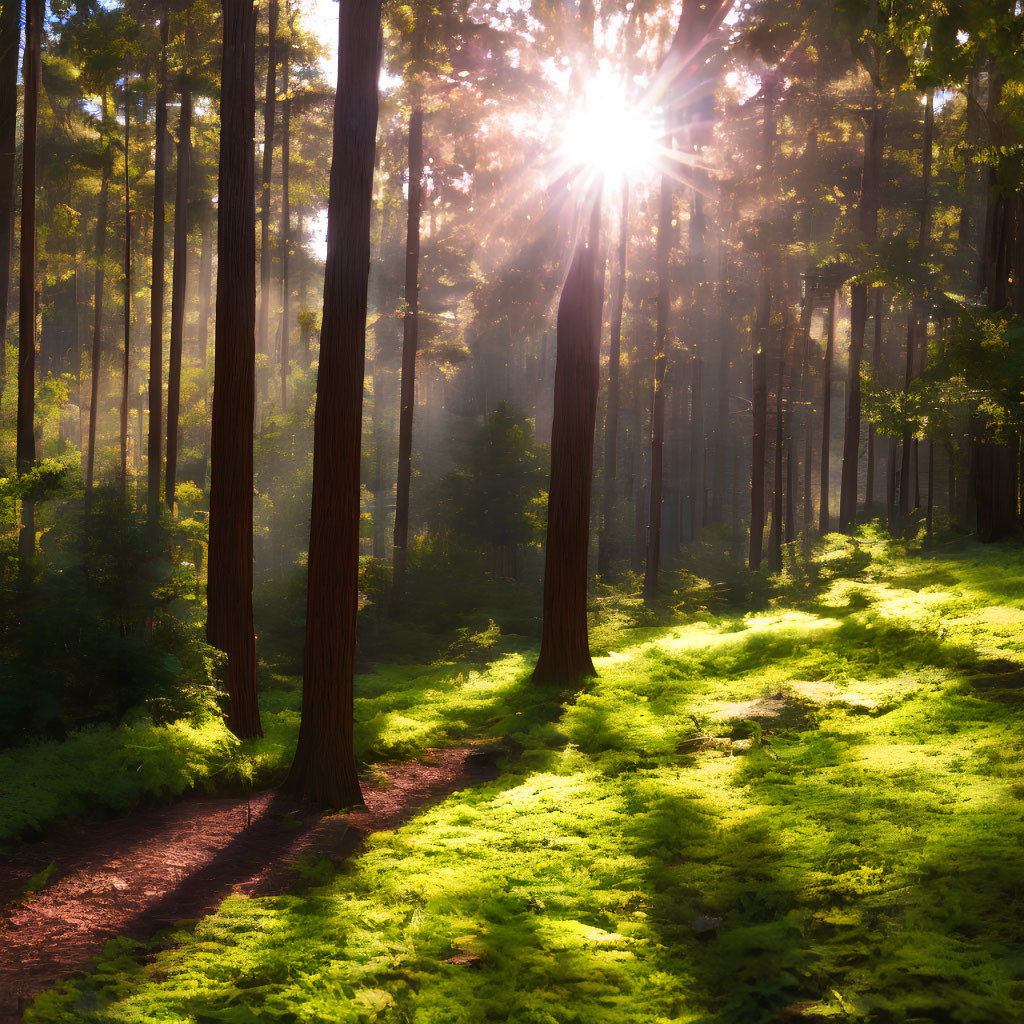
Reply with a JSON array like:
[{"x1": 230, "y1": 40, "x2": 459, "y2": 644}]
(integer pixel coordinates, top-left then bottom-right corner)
[
  {"x1": 208, "y1": 0, "x2": 262, "y2": 739},
  {"x1": 749, "y1": 75, "x2": 777, "y2": 569},
  {"x1": 900, "y1": 90, "x2": 934, "y2": 522},
  {"x1": 0, "y1": 0, "x2": 19, "y2": 417},
  {"x1": 533, "y1": 197, "x2": 601, "y2": 684},
  {"x1": 120, "y1": 85, "x2": 131, "y2": 500},
  {"x1": 87, "y1": 92, "x2": 111, "y2": 492},
  {"x1": 689, "y1": 191, "x2": 707, "y2": 542},
  {"x1": 197, "y1": 200, "x2": 213, "y2": 370},
  {"x1": 597, "y1": 179, "x2": 628, "y2": 577},
  {"x1": 18, "y1": 0, "x2": 41, "y2": 572},
  {"x1": 864, "y1": 288, "x2": 883, "y2": 514},
  {"x1": 644, "y1": 171, "x2": 671, "y2": 598},
  {"x1": 147, "y1": 8, "x2": 169, "y2": 522},
  {"x1": 165, "y1": 76, "x2": 192, "y2": 508},
  {"x1": 819, "y1": 289, "x2": 836, "y2": 534},
  {"x1": 284, "y1": 0, "x2": 383, "y2": 808},
  {"x1": 839, "y1": 99, "x2": 886, "y2": 531},
  {"x1": 278, "y1": 4, "x2": 291, "y2": 409},
  {"x1": 392, "y1": 103, "x2": 423, "y2": 585},
  {"x1": 257, "y1": 0, "x2": 278, "y2": 367}
]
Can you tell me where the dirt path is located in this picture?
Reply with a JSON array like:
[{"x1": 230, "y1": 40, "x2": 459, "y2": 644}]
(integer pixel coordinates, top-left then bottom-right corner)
[{"x1": 0, "y1": 746, "x2": 499, "y2": 1022}]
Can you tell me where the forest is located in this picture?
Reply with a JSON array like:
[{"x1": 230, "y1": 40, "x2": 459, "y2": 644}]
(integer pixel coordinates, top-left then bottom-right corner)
[{"x1": 1, "y1": 0, "x2": 1023, "y2": 1019}]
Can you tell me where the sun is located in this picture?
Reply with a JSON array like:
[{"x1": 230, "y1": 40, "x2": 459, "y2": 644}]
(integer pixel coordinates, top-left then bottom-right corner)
[{"x1": 559, "y1": 71, "x2": 661, "y2": 185}]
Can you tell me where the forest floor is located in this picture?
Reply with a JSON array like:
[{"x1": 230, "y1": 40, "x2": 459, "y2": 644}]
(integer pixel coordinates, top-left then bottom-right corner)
[
  {"x1": 10, "y1": 530, "x2": 1024, "y2": 1023},
  {"x1": 0, "y1": 747, "x2": 499, "y2": 1022}
]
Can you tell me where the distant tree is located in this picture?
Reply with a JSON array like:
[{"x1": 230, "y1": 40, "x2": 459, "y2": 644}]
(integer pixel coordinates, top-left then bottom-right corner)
[
  {"x1": 147, "y1": 6, "x2": 170, "y2": 523},
  {"x1": 284, "y1": 0, "x2": 383, "y2": 809},
  {"x1": 18, "y1": 0, "x2": 41, "y2": 571},
  {"x1": 533, "y1": 200, "x2": 602, "y2": 685},
  {"x1": 207, "y1": 0, "x2": 262, "y2": 738},
  {"x1": 0, "y1": 0, "x2": 18, "y2": 418},
  {"x1": 257, "y1": 0, "x2": 278, "y2": 369},
  {"x1": 165, "y1": 63, "x2": 192, "y2": 509},
  {"x1": 438, "y1": 401, "x2": 547, "y2": 579}
]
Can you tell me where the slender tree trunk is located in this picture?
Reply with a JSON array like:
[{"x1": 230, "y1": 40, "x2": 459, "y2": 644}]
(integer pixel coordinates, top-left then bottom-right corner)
[
  {"x1": 18, "y1": 0, "x2": 41, "y2": 572},
  {"x1": 900, "y1": 91, "x2": 934, "y2": 522},
  {"x1": 87, "y1": 93, "x2": 111, "y2": 492},
  {"x1": 165, "y1": 76, "x2": 192, "y2": 508},
  {"x1": 257, "y1": 0, "x2": 278, "y2": 366},
  {"x1": 120, "y1": 86, "x2": 131, "y2": 500},
  {"x1": 864, "y1": 288, "x2": 883, "y2": 514},
  {"x1": 0, "y1": 0, "x2": 19, "y2": 416},
  {"x1": 769, "y1": 355, "x2": 784, "y2": 570},
  {"x1": 598, "y1": 179, "x2": 627, "y2": 577},
  {"x1": 284, "y1": 0, "x2": 383, "y2": 808},
  {"x1": 392, "y1": 103, "x2": 423, "y2": 585},
  {"x1": 147, "y1": 8, "x2": 170, "y2": 522},
  {"x1": 840, "y1": 99, "x2": 886, "y2": 531},
  {"x1": 644, "y1": 171, "x2": 671, "y2": 598},
  {"x1": 278, "y1": 5, "x2": 291, "y2": 409},
  {"x1": 750, "y1": 273, "x2": 769, "y2": 568},
  {"x1": 208, "y1": 0, "x2": 263, "y2": 739},
  {"x1": 533, "y1": 197, "x2": 601, "y2": 685},
  {"x1": 819, "y1": 289, "x2": 836, "y2": 534},
  {"x1": 197, "y1": 201, "x2": 213, "y2": 370}
]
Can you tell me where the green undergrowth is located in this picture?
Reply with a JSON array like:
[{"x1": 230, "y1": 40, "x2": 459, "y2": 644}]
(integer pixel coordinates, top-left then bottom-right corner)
[
  {"x1": 0, "y1": 646, "x2": 550, "y2": 849},
  {"x1": 26, "y1": 532, "x2": 1024, "y2": 1022}
]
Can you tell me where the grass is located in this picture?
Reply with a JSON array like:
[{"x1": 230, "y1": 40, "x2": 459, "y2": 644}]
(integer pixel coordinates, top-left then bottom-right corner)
[{"x1": 21, "y1": 531, "x2": 1024, "y2": 1022}]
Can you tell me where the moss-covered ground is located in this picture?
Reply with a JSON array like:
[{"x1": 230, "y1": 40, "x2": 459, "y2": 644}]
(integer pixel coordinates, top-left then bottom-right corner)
[{"x1": 23, "y1": 532, "x2": 1024, "y2": 1022}]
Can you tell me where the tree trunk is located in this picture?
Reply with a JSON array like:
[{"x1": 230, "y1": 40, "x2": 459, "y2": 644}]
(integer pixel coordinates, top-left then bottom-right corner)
[
  {"x1": 644, "y1": 171, "x2": 671, "y2": 598},
  {"x1": 597, "y1": 179, "x2": 627, "y2": 577},
  {"x1": 120, "y1": 86, "x2": 131, "y2": 500},
  {"x1": 147, "y1": 8, "x2": 169, "y2": 522},
  {"x1": 819, "y1": 289, "x2": 836, "y2": 534},
  {"x1": 284, "y1": 0, "x2": 383, "y2": 808},
  {"x1": 750, "y1": 271, "x2": 769, "y2": 568},
  {"x1": 533, "y1": 198, "x2": 601, "y2": 685},
  {"x1": 864, "y1": 288, "x2": 883, "y2": 514},
  {"x1": 197, "y1": 200, "x2": 213, "y2": 370},
  {"x1": 18, "y1": 0, "x2": 41, "y2": 572},
  {"x1": 165, "y1": 76, "x2": 192, "y2": 508},
  {"x1": 0, "y1": 0, "x2": 19, "y2": 418},
  {"x1": 278, "y1": 4, "x2": 291, "y2": 409},
  {"x1": 87, "y1": 92, "x2": 110, "y2": 492},
  {"x1": 392, "y1": 103, "x2": 423, "y2": 585},
  {"x1": 208, "y1": 0, "x2": 263, "y2": 739},
  {"x1": 257, "y1": 0, "x2": 278, "y2": 367},
  {"x1": 839, "y1": 99, "x2": 886, "y2": 531}
]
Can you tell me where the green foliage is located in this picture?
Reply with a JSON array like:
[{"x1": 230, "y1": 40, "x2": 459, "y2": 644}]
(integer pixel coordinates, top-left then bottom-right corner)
[{"x1": 26, "y1": 536, "x2": 1024, "y2": 1023}]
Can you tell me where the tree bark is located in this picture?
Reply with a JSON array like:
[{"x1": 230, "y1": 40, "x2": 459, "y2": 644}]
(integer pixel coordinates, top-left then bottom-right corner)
[
  {"x1": 533, "y1": 198, "x2": 601, "y2": 685},
  {"x1": 278, "y1": 4, "x2": 291, "y2": 409},
  {"x1": 208, "y1": 0, "x2": 262, "y2": 739},
  {"x1": 87, "y1": 92, "x2": 111, "y2": 492},
  {"x1": 750, "y1": 269, "x2": 769, "y2": 568},
  {"x1": 120, "y1": 86, "x2": 131, "y2": 500},
  {"x1": 257, "y1": 0, "x2": 278, "y2": 366},
  {"x1": 864, "y1": 288, "x2": 883, "y2": 514},
  {"x1": 392, "y1": 103, "x2": 423, "y2": 585},
  {"x1": 597, "y1": 180, "x2": 628, "y2": 577},
  {"x1": 644, "y1": 171, "x2": 671, "y2": 597},
  {"x1": 284, "y1": 0, "x2": 383, "y2": 808},
  {"x1": 165, "y1": 75, "x2": 192, "y2": 508},
  {"x1": 839, "y1": 99, "x2": 886, "y2": 531},
  {"x1": 0, "y1": 0, "x2": 19, "y2": 417},
  {"x1": 819, "y1": 289, "x2": 836, "y2": 534},
  {"x1": 147, "y1": 8, "x2": 170, "y2": 522},
  {"x1": 18, "y1": 0, "x2": 41, "y2": 572}
]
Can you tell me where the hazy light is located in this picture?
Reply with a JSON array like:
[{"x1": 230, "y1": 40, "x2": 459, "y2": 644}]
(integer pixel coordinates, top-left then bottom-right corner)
[{"x1": 559, "y1": 71, "x2": 660, "y2": 185}]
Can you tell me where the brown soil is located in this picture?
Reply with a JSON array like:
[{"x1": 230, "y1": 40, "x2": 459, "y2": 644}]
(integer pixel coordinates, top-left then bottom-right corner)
[{"x1": 0, "y1": 746, "x2": 499, "y2": 1022}]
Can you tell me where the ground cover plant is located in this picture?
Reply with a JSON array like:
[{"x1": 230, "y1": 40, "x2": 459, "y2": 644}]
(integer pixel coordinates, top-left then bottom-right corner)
[{"x1": 24, "y1": 534, "x2": 1024, "y2": 1023}]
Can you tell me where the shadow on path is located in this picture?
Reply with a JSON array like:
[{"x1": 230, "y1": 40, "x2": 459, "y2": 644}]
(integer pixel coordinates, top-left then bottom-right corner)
[{"x1": 0, "y1": 745, "x2": 500, "y2": 1023}]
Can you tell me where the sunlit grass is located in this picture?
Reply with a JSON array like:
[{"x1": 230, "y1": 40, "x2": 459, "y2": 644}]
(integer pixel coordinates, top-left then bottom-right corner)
[{"x1": 24, "y1": 532, "x2": 1024, "y2": 1021}]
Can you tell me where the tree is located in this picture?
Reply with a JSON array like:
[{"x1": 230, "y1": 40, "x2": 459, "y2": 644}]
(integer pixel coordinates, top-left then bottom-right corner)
[
  {"x1": 257, "y1": 0, "x2": 278, "y2": 370},
  {"x1": 207, "y1": 0, "x2": 262, "y2": 739},
  {"x1": 165, "y1": 66, "x2": 192, "y2": 508},
  {"x1": 18, "y1": 0, "x2": 42, "y2": 571},
  {"x1": 533, "y1": 198, "x2": 602, "y2": 685},
  {"x1": 0, "y1": 0, "x2": 19, "y2": 419},
  {"x1": 284, "y1": 0, "x2": 383, "y2": 809}
]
